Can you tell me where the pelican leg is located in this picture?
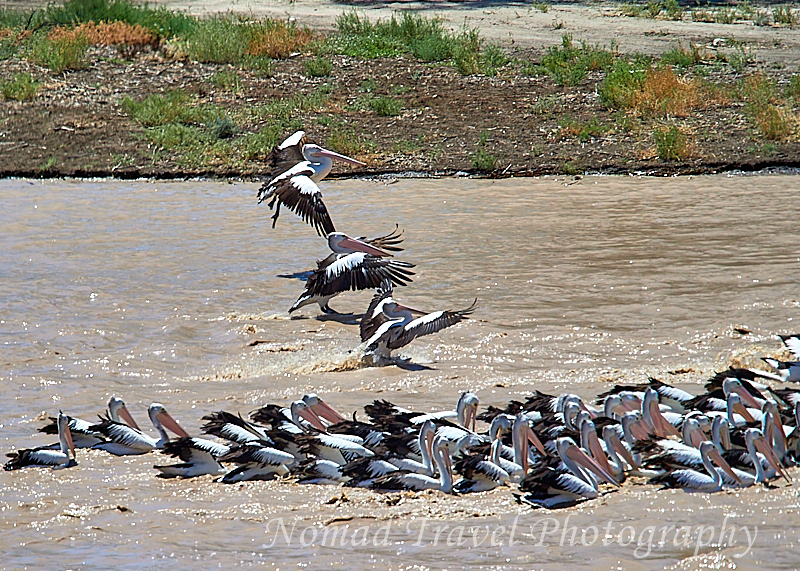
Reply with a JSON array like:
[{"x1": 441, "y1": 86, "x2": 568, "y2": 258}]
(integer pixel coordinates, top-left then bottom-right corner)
[
  {"x1": 270, "y1": 201, "x2": 281, "y2": 228},
  {"x1": 320, "y1": 302, "x2": 352, "y2": 316}
]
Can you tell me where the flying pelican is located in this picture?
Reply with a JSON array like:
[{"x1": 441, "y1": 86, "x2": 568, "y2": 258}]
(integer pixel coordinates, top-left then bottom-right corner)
[
  {"x1": 5, "y1": 412, "x2": 77, "y2": 471},
  {"x1": 90, "y1": 403, "x2": 191, "y2": 456},
  {"x1": 289, "y1": 233, "x2": 414, "y2": 315},
  {"x1": 257, "y1": 131, "x2": 365, "y2": 236},
  {"x1": 360, "y1": 281, "x2": 477, "y2": 359}
]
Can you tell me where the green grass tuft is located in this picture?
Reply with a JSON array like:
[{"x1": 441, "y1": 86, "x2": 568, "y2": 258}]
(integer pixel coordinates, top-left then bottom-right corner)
[
  {"x1": 304, "y1": 56, "x2": 333, "y2": 77},
  {"x1": 537, "y1": 34, "x2": 616, "y2": 86},
  {"x1": 1, "y1": 71, "x2": 40, "y2": 101}
]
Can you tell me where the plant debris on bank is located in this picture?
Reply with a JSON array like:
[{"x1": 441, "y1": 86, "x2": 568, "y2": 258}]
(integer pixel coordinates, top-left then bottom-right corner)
[{"x1": 0, "y1": 0, "x2": 799, "y2": 179}]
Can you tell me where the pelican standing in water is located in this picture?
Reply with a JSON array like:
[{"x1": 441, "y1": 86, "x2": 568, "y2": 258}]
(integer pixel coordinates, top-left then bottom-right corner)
[
  {"x1": 257, "y1": 131, "x2": 365, "y2": 236},
  {"x1": 289, "y1": 233, "x2": 414, "y2": 315},
  {"x1": 5, "y1": 412, "x2": 77, "y2": 470},
  {"x1": 360, "y1": 281, "x2": 476, "y2": 359}
]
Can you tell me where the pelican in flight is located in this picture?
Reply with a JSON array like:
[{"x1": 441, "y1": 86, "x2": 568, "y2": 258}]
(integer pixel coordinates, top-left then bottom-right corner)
[
  {"x1": 289, "y1": 231, "x2": 414, "y2": 315},
  {"x1": 257, "y1": 131, "x2": 365, "y2": 236},
  {"x1": 5, "y1": 412, "x2": 77, "y2": 471},
  {"x1": 360, "y1": 281, "x2": 476, "y2": 358}
]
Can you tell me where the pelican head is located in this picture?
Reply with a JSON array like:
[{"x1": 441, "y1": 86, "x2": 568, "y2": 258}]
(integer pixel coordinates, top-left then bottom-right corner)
[
  {"x1": 108, "y1": 396, "x2": 139, "y2": 430},
  {"x1": 302, "y1": 393, "x2": 346, "y2": 425},
  {"x1": 148, "y1": 403, "x2": 191, "y2": 441},
  {"x1": 327, "y1": 232, "x2": 392, "y2": 257},
  {"x1": 302, "y1": 144, "x2": 366, "y2": 167}
]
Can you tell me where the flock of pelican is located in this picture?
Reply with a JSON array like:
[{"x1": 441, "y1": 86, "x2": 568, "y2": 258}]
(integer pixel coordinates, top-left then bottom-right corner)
[
  {"x1": 257, "y1": 131, "x2": 476, "y2": 358},
  {"x1": 7, "y1": 336, "x2": 800, "y2": 510}
]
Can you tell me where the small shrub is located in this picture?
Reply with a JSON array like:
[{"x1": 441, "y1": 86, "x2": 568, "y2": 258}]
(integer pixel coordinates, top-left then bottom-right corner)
[
  {"x1": 326, "y1": 129, "x2": 370, "y2": 157},
  {"x1": 242, "y1": 54, "x2": 274, "y2": 76},
  {"x1": 370, "y1": 95, "x2": 402, "y2": 117},
  {"x1": 646, "y1": 1, "x2": 663, "y2": 19},
  {"x1": 480, "y1": 44, "x2": 508, "y2": 76},
  {"x1": 532, "y1": 1, "x2": 549, "y2": 13},
  {"x1": 48, "y1": 21, "x2": 158, "y2": 48},
  {"x1": 184, "y1": 16, "x2": 248, "y2": 64},
  {"x1": 664, "y1": 0, "x2": 683, "y2": 20},
  {"x1": 29, "y1": 33, "x2": 89, "y2": 72},
  {"x1": 660, "y1": 43, "x2": 702, "y2": 68},
  {"x1": 121, "y1": 90, "x2": 195, "y2": 126},
  {"x1": 1, "y1": 72, "x2": 40, "y2": 101},
  {"x1": 210, "y1": 69, "x2": 241, "y2": 92},
  {"x1": 538, "y1": 34, "x2": 616, "y2": 86},
  {"x1": 472, "y1": 148, "x2": 497, "y2": 171},
  {"x1": 772, "y1": 5, "x2": 798, "y2": 27},
  {"x1": 304, "y1": 56, "x2": 333, "y2": 77},
  {"x1": 654, "y1": 125, "x2": 689, "y2": 160},
  {"x1": 598, "y1": 58, "x2": 649, "y2": 108}
]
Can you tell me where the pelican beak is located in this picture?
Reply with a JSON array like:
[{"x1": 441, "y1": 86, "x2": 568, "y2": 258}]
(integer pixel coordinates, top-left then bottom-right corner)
[
  {"x1": 118, "y1": 405, "x2": 140, "y2": 431},
  {"x1": 708, "y1": 448, "x2": 743, "y2": 486},
  {"x1": 586, "y1": 430, "x2": 615, "y2": 477},
  {"x1": 64, "y1": 423, "x2": 76, "y2": 461},
  {"x1": 611, "y1": 436, "x2": 639, "y2": 470},
  {"x1": 298, "y1": 407, "x2": 328, "y2": 432},
  {"x1": 733, "y1": 386, "x2": 763, "y2": 410},
  {"x1": 157, "y1": 411, "x2": 191, "y2": 438},
  {"x1": 650, "y1": 401, "x2": 680, "y2": 438},
  {"x1": 395, "y1": 303, "x2": 427, "y2": 316},
  {"x1": 311, "y1": 400, "x2": 346, "y2": 425},
  {"x1": 630, "y1": 418, "x2": 652, "y2": 441},
  {"x1": 338, "y1": 235, "x2": 392, "y2": 258},
  {"x1": 565, "y1": 444, "x2": 619, "y2": 487},
  {"x1": 312, "y1": 147, "x2": 366, "y2": 166},
  {"x1": 754, "y1": 434, "x2": 792, "y2": 483},
  {"x1": 732, "y1": 401, "x2": 756, "y2": 424},
  {"x1": 526, "y1": 426, "x2": 547, "y2": 457}
]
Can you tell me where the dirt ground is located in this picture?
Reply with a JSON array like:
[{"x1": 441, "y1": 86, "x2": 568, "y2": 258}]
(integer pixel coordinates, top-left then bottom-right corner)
[{"x1": 1, "y1": 1, "x2": 799, "y2": 179}]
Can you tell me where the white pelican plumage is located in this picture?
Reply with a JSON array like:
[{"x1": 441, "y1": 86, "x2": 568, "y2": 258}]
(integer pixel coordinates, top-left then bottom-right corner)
[
  {"x1": 725, "y1": 428, "x2": 791, "y2": 487},
  {"x1": 517, "y1": 437, "x2": 619, "y2": 509},
  {"x1": 5, "y1": 412, "x2": 77, "y2": 471},
  {"x1": 289, "y1": 233, "x2": 414, "y2": 315},
  {"x1": 650, "y1": 441, "x2": 742, "y2": 493},
  {"x1": 90, "y1": 403, "x2": 191, "y2": 456},
  {"x1": 218, "y1": 442, "x2": 297, "y2": 483},
  {"x1": 38, "y1": 396, "x2": 139, "y2": 449},
  {"x1": 360, "y1": 281, "x2": 476, "y2": 359},
  {"x1": 367, "y1": 435, "x2": 454, "y2": 493},
  {"x1": 257, "y1": 131, "x2": 365, "y2": 236},
  {"x1": 154, "y1": 437, "x2": 230, "y2": 478}
]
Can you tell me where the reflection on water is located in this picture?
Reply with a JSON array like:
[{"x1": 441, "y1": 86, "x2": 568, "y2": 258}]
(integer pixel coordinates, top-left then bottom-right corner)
[{"x1": 1, "y1": 175, "x2": 799, "y2": 569}]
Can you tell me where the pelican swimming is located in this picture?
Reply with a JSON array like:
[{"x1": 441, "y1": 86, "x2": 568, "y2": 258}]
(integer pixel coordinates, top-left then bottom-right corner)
[
  {"x1": 154, "y1": 437, "x2": 230, "y2": 478},
  {"x1": 257, "y1": 131, "x2": 365, "y2": 236},
  {"x1": 90, "y1": 403, "x2": 191, "y2": 455},
  {"x1": 650, "y1": 441, "x2": 742, "y2": 493},
  {"x1": 366, "y1": 435, "x2": 454, "y2": 493},
  {"x1": 38, "y1": 396, "x2": 139, "y2": 448},
  {"x1": 360, "y1": 281, "x2": 477, "y2": 359},
  {"x1": 289, "y1": 233, "x2": 414, "y2": 315},
  {"x1": 516, "y1": 437, "x2": 619, "y2": 509},
  {"x1": 5, "y1": 412, "x2": 77, "y2": 471}
]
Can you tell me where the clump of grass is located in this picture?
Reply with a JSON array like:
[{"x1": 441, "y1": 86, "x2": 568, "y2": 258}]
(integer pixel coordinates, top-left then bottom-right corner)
[
  {"x1": 646, "y1": 1, "x2": 663, "y2": 19},
  {"x1": 660, "y1": 43, "x2": 703, "y2": 68},
  {"x1": 621, "y1": 3, "x2": 644, "y2": 18},
  {"x1": 471, "y1": 131, "x2": 497, "y2": 171},
  {"x1": 598, "y1": 57, "x2": 649, "y2": 108},
  {"x1": 537, "y1": 34, "x2": 616, "y2": 86},
  {"x1": 664, "y1": 0, "x2": 683, "y2": 20},
  {"x1": 772, "y1": 5, "x2": 798, "y2": 27},
  {"x1": 304, "y1": 56, "x2": 333, "y2": 77},
  {"x1": 48, "y1": 21, "x2": 158, "y2": 48},
  {"x1": 1, "y1": 71, "x2": 40, "y2": 101},
  {"x1": 326, "y1": 128, "x2": 370, "y2": 157},
  {"x1": 121, "y1": 89, "x2": 197, "y2": 126},
  {"x1": 654, "y1": 125, "x2": 690, "y2": 160},
  {"x1": 559, "y1": 117, "x2": 608, "y2": 142},
  {"x1": 246, "y1": 19, "x2": 315, "y2": 58},
  {"x1": 738, "y1": 74, "x2": 797, "y2": 140},
  {"x1": 369, "y1": 95, "x2": 403, "y2": 117},
  {"x1": 631, "y1": 68, "x2": 702, "y2": 117},
  {"x1": 532, "y1": 1, "x2": 549, "y2": 13},
  {"x1": 241, "y1": 54, "x2": 274, "y2": 76},
  {"x1": 210, "y1": 69, "x2": 241, "y2": 92},
  {"x1": 29, "y1": 32, "x2": 90, "y2": 72}
]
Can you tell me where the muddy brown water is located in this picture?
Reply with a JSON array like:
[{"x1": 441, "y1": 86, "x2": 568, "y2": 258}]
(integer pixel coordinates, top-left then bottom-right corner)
[{"x1": 1, "y1": 175, "x2": 799, "y2": 570}]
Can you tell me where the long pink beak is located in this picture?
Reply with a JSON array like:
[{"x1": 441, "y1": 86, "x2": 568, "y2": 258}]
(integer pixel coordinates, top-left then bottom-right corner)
[
  {"x1": 708, "y1": 448, "x2": 743, "y2": 485},
  {"x1": 118, "y1": 405, "x2": 140, "y2": 431},
  {"x1": 311, "y1": 400, "x2": 346, "y2": 425},
  {"x1": 753, "y1": 434, "x2": 791, "y2": 482},
  {"x1": 338, "y1": 236, "x2": 392, "y2": 258},
  {"x1": 649, "y1": 400, "x2": 680, "y2": 438},
  {"x1": 395, "y1": 303, "x2": 427, "y2": 316},
  {"x1": 731, "y1": 385, "x2": 763, "y2": 410},
  {"x1": 64, "y1": 423, "x2": 76, "y2": 460},
  {"x1": 526, "y1": 426, "x2": 547, "y2": 457},
  {"x1": 157, "y1": 411, "x2": 191, "y2": 438},
  {"x1": 298, "y1": 407, "x2": 328, "y2": 432},
  {"x1": 312, "y1": 147, "x2": 366, "y2": 166},
  {"x1": 565, "y1": 444, "x2": 620, "y2": 487}
]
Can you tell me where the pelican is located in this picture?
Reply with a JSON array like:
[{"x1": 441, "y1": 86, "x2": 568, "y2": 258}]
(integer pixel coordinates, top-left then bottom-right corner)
[
  {"x1": 5, "y1": 412, "x2": 77, "y2": 471},
  {"x1": 218, "y1": 442, "x2": 297, "y2": 483},
  {"x1": 302, "y1": 393, "x2": 347, "y2": 426},
  {"x1": 257, "y1": 131, "x2": 365, "y2": 236},
  {"x1": 763, "y1": 357, "x2": 800, "y2": 383},
  {"x1": 454, "y1": 438, "x2": 512, "y2": 493},
  {"x1": 360, "y1": 281, "x2": 477, "y2": 359},
  {"x1": 154, "y1": 437, "x2": 229, "y2": 478},
  {"x1": 90, "y1": 403, "x2": 191, "y2": 455},
  {"x1": 726, "y1": 428, "x2": 791, "y2": 487},
  {"x1": 289, "y1": 233, "x2": 414, "y2": 315},
  {"x1": 38, "y1": 396, "x2": 139, "y2": 448},
  {"x1": 516, "y1": 437, "x2": 619, "y2": 509},
  {"x1": 650, "y1": 441, "x2": 742, "y2": 493},
  {"x1": 366, "y1": 435, "x2": 454, "y2": 493}
]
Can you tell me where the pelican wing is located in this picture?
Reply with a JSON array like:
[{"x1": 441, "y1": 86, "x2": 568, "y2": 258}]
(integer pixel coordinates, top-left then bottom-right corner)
[
  {"x1": 780, "y1": 334, "x2": 800, "y2": 360},
  {"x1": 5, "y1": 448, "x2": 72, "y2": 470},
  {"x1": 89, "y1": 420, "x2": 156, "y2": 451},
  {"x1": 160, "y1": 437, "x2": 230, "y2": 461},
  {"x1": 360, "y1": 281, "x2": 396, "y2": 342},
  {"x1": 386, "y1": 300, "x2": 477, "y2": 350},
  {"x1": 261, "y1": 169, "x2": 335, "y2": 237},
  {"x1": 303, "y1": 254, "x2": 415, "y2": 300},
  {"x1": 201, "y1": 411, "x2": 273, "y2": 445}
]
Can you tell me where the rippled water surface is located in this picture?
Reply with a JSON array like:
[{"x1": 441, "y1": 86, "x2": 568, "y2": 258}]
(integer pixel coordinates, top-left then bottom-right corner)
[{"x1": 1, "y1": 175, "x2": 799, "y2": 570}]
